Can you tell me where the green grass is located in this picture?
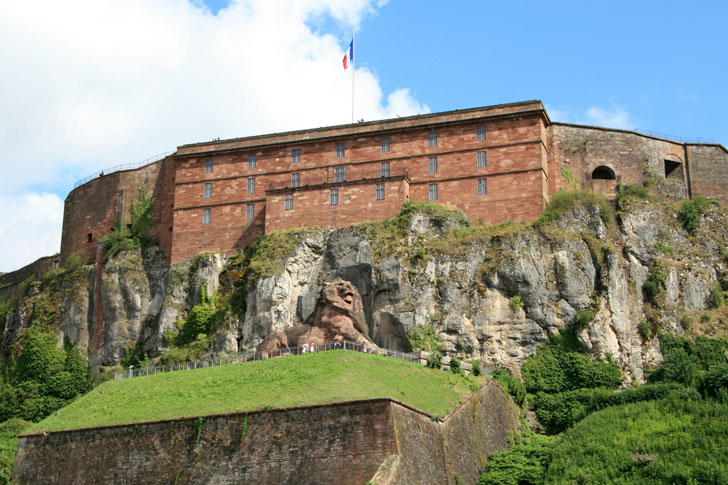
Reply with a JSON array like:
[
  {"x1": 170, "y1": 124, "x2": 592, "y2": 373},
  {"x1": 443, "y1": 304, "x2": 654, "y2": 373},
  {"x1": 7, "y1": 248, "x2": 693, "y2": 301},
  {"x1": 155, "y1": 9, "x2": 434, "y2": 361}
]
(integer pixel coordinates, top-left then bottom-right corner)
[{"x1": 31, "y1": 351, "x2": 483, "y2": 432}]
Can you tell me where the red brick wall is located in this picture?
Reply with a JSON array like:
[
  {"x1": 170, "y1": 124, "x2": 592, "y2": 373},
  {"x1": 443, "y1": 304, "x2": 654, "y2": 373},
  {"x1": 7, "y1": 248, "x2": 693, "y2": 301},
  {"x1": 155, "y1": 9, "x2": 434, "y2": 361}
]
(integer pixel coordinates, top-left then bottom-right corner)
[{"x1": 685, "y1": 144, "x2": 728, "y2": 204}]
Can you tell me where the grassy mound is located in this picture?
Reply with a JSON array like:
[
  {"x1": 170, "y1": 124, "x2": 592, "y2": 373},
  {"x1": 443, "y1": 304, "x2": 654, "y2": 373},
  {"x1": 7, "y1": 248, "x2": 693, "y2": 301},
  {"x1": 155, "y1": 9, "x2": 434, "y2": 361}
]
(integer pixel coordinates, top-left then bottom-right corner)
[{"x1": 31, "y1": 351, "x2": 483, "y2": 433}]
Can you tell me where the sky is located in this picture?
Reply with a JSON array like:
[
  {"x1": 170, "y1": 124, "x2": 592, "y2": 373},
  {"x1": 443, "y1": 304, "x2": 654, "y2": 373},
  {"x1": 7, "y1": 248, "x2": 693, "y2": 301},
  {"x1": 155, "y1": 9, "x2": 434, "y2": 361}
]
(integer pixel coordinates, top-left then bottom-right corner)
[{"x1": 0, "y1": 0, "x2": 726, "y2": 272}]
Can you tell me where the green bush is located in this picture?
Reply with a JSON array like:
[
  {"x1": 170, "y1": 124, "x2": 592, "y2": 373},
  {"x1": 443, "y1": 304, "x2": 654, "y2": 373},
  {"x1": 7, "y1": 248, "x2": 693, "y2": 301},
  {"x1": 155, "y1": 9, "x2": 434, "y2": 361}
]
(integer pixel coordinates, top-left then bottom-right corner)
[
  {"x1": 654, "y1": 242, "x2": 675, "y2": 257},
  {"x1": 573, "y1": 308, "x2": 592, "y2": 328},
  {"x1": 479, "y1": 430, "x2": 559, "y2": 485},
  {"x1": 544, "y1": 389, "x2": 728, "y2": 484},
  {"x1": 470, "y1": 360, "x2": 481, "y2": 377},
  {"x1": 406, "y1": 324, "x2": 442, "y2": 355},
  {"x1": 678, "y1": 195, "x2": 711, "y2": 233},
  {"x1": 615, "y1": 183, "x2": 651, "y2": 205},
  {"x1": 710, "y1": 283, "x2": 725, "y2": 309},
  {"x1": 642, "y1": 266, "x2": 666, "y2": 302},
  {"x1": 534, "y1": 189, "x2": 612, "y2": 227},
  {"x1": 100, "y1": 186, "x2": 155, "y2": 259},
  {"x1": 521, "y1": 329, "x2": 621, "y2": 395},
  {"x1": 158, "y1": 334, "x2": 211, "y2": 365},
  {"x1": 509, "y1": 295, "x2": 524, "y2": 312},
  {"x1": 0, "y1": 418, "x2": 33, "y2": 484},
  {"x1": 121, "y1": 342, "x2": 150, "y2": 369},
  {"x1": 449, "y1": 356, "x2": 461, "y2": 375},
  {"x1": 491, "y1": 367, "x2": 526, "y2": 407}
]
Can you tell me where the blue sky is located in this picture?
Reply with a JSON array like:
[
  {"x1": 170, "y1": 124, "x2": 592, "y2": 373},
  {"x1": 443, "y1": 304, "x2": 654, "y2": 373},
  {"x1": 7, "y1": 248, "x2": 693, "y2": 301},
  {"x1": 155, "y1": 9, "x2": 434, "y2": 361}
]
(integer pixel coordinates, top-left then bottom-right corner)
[{"x1": 0, "y1": 0, "x2": 725, "y2": 271}]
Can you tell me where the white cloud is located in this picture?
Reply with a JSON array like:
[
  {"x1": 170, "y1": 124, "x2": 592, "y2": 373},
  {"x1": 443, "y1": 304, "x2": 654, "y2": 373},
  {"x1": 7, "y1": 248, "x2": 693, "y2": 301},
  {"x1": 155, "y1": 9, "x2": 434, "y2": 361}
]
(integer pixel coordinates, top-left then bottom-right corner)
[
  {"x1": 0, "y1": 193, "x2": 64, "y2": 272},
  {"x1": 0, "y1": 0, "x2": 426, "y2": 272},
  {"x1": 583, "y1": 106, "x2": 634, "y2": 130}
]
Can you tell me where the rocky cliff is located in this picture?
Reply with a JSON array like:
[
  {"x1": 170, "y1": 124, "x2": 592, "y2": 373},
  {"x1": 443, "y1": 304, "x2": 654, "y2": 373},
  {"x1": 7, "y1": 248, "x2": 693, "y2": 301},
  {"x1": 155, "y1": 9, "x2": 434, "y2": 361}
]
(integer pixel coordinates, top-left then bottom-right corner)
[{"x1": 3, "y1": 196, "x2": 727, "y2": 384}]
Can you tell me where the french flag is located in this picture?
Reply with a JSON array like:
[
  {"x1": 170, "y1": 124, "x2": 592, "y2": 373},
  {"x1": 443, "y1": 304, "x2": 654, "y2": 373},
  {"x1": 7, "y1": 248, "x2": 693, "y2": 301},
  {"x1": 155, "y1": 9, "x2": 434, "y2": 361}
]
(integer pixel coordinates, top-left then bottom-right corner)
[{"x1": 342, "y1": 38, "x2": 354, "y2": 70}]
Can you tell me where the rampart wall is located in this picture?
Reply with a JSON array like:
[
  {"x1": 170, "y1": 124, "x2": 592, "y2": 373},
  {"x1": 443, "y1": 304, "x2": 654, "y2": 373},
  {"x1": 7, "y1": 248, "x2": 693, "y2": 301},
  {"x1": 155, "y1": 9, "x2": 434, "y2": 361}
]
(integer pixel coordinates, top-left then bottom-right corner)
[
  {"x1": 686, "y1": 144, "x2": 728, "y2": 204},
  {"x1": 0, "y1": 254, "x2": 60, "y2": 299},
  {"x1": 14, "y1": 380, "x2": 519, "y2": 484}
]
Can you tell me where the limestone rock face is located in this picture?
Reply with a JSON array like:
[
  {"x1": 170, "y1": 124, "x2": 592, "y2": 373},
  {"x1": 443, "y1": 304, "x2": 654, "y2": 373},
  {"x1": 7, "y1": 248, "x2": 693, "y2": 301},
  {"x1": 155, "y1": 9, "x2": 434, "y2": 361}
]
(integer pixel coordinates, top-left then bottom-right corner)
[{"x1": 3, "y1": 201, "x2": 726, "y2": 385}]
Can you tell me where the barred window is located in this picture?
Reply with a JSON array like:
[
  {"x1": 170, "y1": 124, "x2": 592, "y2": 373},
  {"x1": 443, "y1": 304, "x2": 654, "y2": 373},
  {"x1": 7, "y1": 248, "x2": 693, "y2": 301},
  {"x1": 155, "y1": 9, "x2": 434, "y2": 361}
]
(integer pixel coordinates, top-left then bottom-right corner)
[
  {"x1": 376, "y1": 183, "x2": 385, "y2": 200},
  {"x1": 428, "y1": 156, "x2": 438, "y2": 174},
  {"x1": 248, "y1": 154, "x2": 256, "y2": 168},
  {"x1": 202, "y1": 208, "x2": 211, "y2": 225},
  {"x1": 478, "y1": 178, "x2": 487, "y2": 195},
  {"x1": 247, "y1": 177, "x2": 256, "y2": 194},
  {"x1": 284, "y1": 194, "x2": 293, "y2": 210},
  {"x1": 246, "y1": 203, "x2": 255, "y2": 220},
  {"x1": 204, "y1": 159, "x2": 213, "y2": 173},
  {"x1": 477, "y1": 125, "x2": 486, "y2": 141},
  {"x1": 330, "y1": 188, "x2": 339, "y2": 206},
  {"x1": 292, "y1": 148, "x2": 301, "y2": 164},
  {"x1": 333, "y1": 166, "x2": 346, "y2": 183},
  {"x1": 291, "y1": 172, "x2": 300, "y2": 188},
  {"x1": 477, "y1": 151, "x2": 487, "y2": 168},
  {"x1": 381, "y1": 161, "x2": 390, "y2": 178},
  {"x1": 428, "y1": 131, "x2": 437, "y2": 147},
  {"x1": 203, "y1": 182, "x2": 212, "y2": 199},
  {"x1": 336, "y1": 143, "x2": 345, "y2": 158},
  {"x1": 381, "y1": 137, "x2": 390, "y2": 153},
  {"x1": 428, "y1": 184, "x2": 438, "y2": 201}
]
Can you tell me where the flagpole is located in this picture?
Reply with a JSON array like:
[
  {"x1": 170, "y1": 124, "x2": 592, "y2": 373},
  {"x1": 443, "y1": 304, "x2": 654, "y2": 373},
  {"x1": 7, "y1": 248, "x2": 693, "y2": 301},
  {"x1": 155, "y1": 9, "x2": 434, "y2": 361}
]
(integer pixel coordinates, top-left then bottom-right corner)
[{"x1": 351, "y1": 32, "x2": 355, "y2": 124}]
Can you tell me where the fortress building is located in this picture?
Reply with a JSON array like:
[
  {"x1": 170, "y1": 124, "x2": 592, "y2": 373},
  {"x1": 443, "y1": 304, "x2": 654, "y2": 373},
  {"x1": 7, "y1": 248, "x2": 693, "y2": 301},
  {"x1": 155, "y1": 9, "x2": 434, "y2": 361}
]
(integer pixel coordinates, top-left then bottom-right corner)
[{"x1": 58, "y1": 100, "x2": 728, "y2": 266}]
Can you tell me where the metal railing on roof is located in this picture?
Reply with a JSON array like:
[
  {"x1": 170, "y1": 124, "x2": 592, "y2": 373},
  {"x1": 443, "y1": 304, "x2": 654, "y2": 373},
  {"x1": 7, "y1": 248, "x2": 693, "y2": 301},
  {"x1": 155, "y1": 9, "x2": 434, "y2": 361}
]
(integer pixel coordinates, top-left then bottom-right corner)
[
  {"x1": 633, "y1": 129, "x2": 714, "y2": 144},
  {"x1": 114, "y1": 339, "x2": 419, "y2": 380},
  {"x1": 267, "y1": 167, "x2": 408, "y2": 192},
  {"x1": 73, "y1": 151, "x2": 174, "y2": 189}
]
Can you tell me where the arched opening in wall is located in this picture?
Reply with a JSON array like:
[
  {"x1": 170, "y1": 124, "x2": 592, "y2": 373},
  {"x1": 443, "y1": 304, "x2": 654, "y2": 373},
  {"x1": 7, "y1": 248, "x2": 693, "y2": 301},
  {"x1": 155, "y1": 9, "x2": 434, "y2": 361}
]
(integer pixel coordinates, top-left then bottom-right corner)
[
  {"x1": 591, "y1": 165, "x2": 617, "y2": 199},
  {"x1": 664, "y1": 158, "x2": 684, "y2": 182}
]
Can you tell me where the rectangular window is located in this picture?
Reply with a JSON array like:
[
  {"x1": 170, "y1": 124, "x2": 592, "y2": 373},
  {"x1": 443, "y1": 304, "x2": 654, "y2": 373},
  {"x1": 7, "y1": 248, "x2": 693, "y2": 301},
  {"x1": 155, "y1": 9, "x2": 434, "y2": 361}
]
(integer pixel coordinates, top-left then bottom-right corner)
[
  {"x1": 376, "y1": 183, "x2": 385, "y2": 200},
  {"x1": 336, "y1": 143, "x2": 345, "y2": 158},
  {"x1": 428, "y1": 183, "x2": 438, "y2": 201},
  {"x1": 284, "y1": 194, "x2": 293, "y2": 210},
  {"x1": 428, "y1": 131, "x2": 437, "y2": 147},
  {"x1": 203, "y1": 182, "x2": 212, "y2": 199},
  {"x1": 477, "y1": 125, "x2": 486, "y2": 141},
  {"x1": 291, "y1": 172, "x2": 300, "y2": 188},
  {"x1": 246, "y1": 203, "x2": 255, "y2": 220},
  {"x1": 204, "y1": 159, "x2": 213, "y2": 173},
  {"x1": 292, "y1": 148, "x2": 300, "y2": 164},
  {"x1": 330, "y1": 188, "x2": 339, "y2": 206},
  {"x1": 381, "y1": 161, "x2": 390, "y2": 178},
  {"x1": 478, "y1": 178, "x2": 487, "y2": 195},
  {"x1": 248, "y1": 154, "x2": 256, "y2": 168},
  {"x1": 477, "y1": 151, "x2": 487, "y2": 168},
  {"x1": 247, "y1": 177, "x2": 255, "y2": 194},
  {"x1": 381, "y1": 137, "x2": 390, "y2": 153},
  {"x1": 202, "y1": 208, "x2": 211, "y2": 225},
  {"x1": 428, "y1": 156, "x2": 438, "y2": 174},
  {"x1": 333, "y1": 166, "x2": 346, "y2": 183}
]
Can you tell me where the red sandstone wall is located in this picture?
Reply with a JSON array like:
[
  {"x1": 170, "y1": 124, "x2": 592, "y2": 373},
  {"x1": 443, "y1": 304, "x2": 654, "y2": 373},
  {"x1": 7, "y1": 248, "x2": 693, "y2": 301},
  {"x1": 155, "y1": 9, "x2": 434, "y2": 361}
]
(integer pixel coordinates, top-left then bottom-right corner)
[
  {"x1": 548, "y1": 124, "x2": 688, "y2": 199},
  {"x1": 685, "y1": 144, "x2": 728, "y2": 204},
  {"x1": 60, "y1": 161, "x2": 167, "y2": 264},
  {"x1": 265, "y1": 178, "x2": 409, "y2": 233},
  {"x1": 0, "y1": 254, "x2": 60, "y2": 299}
]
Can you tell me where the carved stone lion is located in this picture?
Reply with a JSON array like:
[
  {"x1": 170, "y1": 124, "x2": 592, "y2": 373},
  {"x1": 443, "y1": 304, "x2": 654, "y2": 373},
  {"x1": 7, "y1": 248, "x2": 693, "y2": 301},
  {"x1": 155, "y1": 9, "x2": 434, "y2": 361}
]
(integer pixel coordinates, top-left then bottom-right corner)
[{"x1": 258, "y1": 278, "x2": 375, "y2": 354}]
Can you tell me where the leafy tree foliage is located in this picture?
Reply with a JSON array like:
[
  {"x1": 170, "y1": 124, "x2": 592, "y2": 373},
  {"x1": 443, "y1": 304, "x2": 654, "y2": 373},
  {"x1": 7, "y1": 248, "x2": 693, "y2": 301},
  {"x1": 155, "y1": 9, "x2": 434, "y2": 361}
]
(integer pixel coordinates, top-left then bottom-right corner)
[
  {"x1": 101, "y1": 186, "x2": 155, "y2": 259},
  {"x1": 490, "y1": 367, "x2": 526, "y2": 407},
  {"x1": 479, "y1": 431, "x2": 559, "y2": 485}
]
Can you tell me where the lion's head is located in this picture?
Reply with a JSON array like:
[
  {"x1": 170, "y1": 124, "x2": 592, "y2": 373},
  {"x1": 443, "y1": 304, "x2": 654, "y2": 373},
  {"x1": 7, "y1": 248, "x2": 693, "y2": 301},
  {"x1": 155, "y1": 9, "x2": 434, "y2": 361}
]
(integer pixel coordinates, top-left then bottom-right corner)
[{"x1": 319, "y1": 278, "x2": 358, "y2": 313}]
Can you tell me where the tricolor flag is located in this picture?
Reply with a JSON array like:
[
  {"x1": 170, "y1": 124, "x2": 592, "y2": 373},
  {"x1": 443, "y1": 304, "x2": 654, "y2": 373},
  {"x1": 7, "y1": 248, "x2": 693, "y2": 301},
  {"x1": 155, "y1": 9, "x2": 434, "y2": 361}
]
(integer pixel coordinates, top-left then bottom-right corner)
[{"x1": 342, "y1": 38, "x2": 354, "y2": 70}]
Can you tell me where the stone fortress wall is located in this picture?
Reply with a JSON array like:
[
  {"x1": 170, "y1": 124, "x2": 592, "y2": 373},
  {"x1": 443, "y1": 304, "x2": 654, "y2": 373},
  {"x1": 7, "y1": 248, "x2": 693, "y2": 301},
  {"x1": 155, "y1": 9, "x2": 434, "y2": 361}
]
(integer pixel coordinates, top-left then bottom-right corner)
[{"x1": 14, "y1": 379, "x2": 519, "y2": 485}]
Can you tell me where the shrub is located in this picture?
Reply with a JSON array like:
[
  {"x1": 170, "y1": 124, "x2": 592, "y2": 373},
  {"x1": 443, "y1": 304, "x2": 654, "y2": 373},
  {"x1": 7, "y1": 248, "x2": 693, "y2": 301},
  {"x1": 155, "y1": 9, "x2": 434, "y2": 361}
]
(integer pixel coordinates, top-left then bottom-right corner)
[
  {"x1": 638, "y1": 320, "x2": 651, "y2": 340},
  {"x1": 406, "y1": 324, "x2": 442, "y2": 355},
  {"x1": 534, "y1": 189, "x2": 612, "y2": 227},
  {"x1": 615, "y1": 183, "x2": 651, "y2": 205},
  {"x1": 491, "y1": 367, "x2": 526, "y2": 407},
  {"x1": 100, "y1": 186, "x2": 155, "y2": 259},
  {"x1": 449, "y1": 356, "x2": 461, "y2": 375},
  {"x1": 510, "y1": 295, "x2": 524, "y2": 312},
  {"x1": 710, "y1": 283, "x2": 725, "y2": 309},
  {"x1": 479, "y1": 431, "x2": 559, "y2": 485},
  {"x1": 678, "y1": 195, "x2": 711, "y2": 233},
  {"x1": 158, "y1": 334, "x2": 211, "y2": 365},
  {"x1": 0, "y1": 418, "x2": 33, "y2": 484},
  {"x1": 573, "y1": 308, "x2": 592, "y2": 328},
  {"x1": 521, "y1": 329, "x2": 621, "y2": 395},
  {"x1": 470, "y1": 360, "x2": 482, "y2": 377},
  {"x1": 654, "y1": 242, "x2": 675, "y2": 257},
  {"x1": 642, "y1": 266, "x2": 666, "y2": 302}
]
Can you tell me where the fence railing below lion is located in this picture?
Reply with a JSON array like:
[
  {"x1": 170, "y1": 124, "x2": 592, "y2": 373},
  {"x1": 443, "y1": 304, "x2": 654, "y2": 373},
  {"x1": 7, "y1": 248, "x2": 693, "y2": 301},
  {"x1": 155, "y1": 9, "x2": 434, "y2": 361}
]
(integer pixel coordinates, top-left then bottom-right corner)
[{"x1": 114, "y1": 340, "x2": 419, "y2": 380}]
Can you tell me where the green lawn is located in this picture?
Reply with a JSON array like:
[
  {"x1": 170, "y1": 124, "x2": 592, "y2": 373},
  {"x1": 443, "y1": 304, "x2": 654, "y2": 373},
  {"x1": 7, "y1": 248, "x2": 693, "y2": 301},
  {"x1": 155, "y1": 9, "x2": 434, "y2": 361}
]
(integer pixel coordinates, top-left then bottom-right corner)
[{"x1": 31, "y1": 351, "x2": 483, "y2": 433}]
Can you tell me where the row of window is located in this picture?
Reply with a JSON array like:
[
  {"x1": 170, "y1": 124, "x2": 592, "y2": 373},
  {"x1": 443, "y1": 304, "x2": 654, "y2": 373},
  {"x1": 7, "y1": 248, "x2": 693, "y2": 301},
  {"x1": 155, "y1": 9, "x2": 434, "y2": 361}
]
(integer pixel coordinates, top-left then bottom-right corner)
[
  {"x1": 200, "y1": 178, "x2": 487, "y2": 224},
  {"x1": 203, "y1": 151, "x2": 487, "y2": 199},
  {"x1": 202, "y1": 126, "x2": 488, "y2": 172}
]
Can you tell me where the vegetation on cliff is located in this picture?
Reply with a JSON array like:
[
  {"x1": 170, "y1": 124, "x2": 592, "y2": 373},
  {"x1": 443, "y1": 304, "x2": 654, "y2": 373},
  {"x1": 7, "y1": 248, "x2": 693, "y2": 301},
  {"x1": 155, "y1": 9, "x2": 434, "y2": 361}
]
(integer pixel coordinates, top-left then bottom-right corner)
[
  {"x1": 0, "y1": 418, "x2": 31, "y2": 484},
  {"x1": 30, "y1": 350, "x2": 483, "y2": 432}
]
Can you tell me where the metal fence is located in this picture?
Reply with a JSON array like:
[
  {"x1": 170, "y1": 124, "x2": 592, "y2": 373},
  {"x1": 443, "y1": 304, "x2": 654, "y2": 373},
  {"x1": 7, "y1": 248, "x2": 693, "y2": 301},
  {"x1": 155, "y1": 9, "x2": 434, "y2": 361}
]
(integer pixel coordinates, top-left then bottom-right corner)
[
  {"x1": 633, "y1": 129, "x2": 714, "y2": 144},
  {"x1": 114, "y1": 340, "x2": 418, "y2": 380},
  {"x1": 73, "y1": 151, "x2": 174, "y2": 189}
]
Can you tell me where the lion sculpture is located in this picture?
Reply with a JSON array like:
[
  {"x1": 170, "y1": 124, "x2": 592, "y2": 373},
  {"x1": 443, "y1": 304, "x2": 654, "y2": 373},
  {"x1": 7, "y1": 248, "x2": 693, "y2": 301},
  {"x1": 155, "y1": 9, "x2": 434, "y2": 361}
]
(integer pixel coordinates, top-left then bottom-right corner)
[{"x1": 257, "y1": 278, "x2": 375, "y2": 354}]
